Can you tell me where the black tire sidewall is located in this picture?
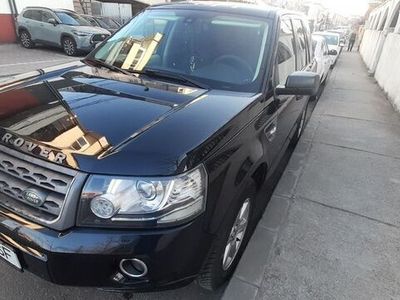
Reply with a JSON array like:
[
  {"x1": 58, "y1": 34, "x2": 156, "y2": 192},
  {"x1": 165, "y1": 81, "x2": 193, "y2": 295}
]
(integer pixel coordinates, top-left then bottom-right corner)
[
  {"x1": 62, "y1": 37, "x2": 77, "y2": 56},
  {"x1": 198, "y1": 182, "x2": 257, "y2": 290}
]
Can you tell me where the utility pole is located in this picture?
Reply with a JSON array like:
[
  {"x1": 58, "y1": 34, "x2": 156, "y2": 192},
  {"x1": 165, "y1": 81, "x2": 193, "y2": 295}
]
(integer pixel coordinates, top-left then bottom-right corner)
[{"x1": 79, "y1": 0, "x2": 88, "y2": 14}]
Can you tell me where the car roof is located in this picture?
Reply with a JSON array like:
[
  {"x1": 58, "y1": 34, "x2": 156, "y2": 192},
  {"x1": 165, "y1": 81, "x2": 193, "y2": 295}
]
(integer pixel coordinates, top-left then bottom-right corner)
[
  {"x1": 312, "y1": 35, "x2": 326, "y2": 43},
  {"x1": 53, "y1": 9, "x2": 76, "y2": 13},
  {"x1": 149, "y1": 1, "x2": 305, "y2": 19},
  {"x1": 22, "y1": 7, "x2": 76, "y2": 13},
  {"x1": 313, "y1": 31, "x2": 340, "y2": 37}
]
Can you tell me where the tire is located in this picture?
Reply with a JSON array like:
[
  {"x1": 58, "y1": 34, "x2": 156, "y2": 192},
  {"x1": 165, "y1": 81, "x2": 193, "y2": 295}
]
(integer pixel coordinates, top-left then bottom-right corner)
[
  {"x1": 197, "y1": 183, "x2": 256, "y2": 291},
  {"x1": 62, "y1": 37, "x2": 78, "y2": 56},
  {"x1": 19, "y1": 30, "x2": 34, "y2": 49}
]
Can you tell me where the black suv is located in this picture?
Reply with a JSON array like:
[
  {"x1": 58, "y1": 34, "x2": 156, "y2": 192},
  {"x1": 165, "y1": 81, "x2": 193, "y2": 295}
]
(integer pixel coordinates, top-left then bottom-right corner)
[{"x1": 0, "y1": 2, "x2": 318, "y2": 292}]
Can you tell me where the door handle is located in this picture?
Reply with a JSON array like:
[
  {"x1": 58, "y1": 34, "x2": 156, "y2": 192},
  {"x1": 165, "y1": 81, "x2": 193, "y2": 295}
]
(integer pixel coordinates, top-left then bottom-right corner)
[{"x1": 264, "y1": 122, "x2": 277, "y2": 142}]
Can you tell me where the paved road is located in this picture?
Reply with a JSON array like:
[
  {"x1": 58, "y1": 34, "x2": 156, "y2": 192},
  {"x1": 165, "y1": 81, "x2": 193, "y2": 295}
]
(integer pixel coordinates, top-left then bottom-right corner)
[
  {"x1": 0, "y1": 44, "x2": 82, "y2": 78},
  {"x1": 224, "y1": 51, "x2": 400, "y2": 299},
  {"x1": 0, "y1": 264, "x2": 223, "y2": 300}
]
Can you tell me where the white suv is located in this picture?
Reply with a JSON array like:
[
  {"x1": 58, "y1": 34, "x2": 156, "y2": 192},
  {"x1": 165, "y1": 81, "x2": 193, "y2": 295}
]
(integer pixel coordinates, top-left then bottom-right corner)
[{"x1": 17, "y1": 7, "x2": 111, "y2": 56}]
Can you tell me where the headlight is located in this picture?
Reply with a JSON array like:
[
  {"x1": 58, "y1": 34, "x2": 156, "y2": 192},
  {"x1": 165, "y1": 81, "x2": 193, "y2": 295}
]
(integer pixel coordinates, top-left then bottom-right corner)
[
  {"x1": 77, "y1": 165, "x2": 207, "y2": 227},
  {"x1": 72, "y1": 30, "x2": 92, "y2": 37}
]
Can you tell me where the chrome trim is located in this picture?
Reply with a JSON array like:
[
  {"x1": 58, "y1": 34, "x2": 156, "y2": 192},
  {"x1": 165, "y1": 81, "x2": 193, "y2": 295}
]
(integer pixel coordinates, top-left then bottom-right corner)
[
  {"x1": 119, "y1": 258, "x2": 148, "y2": 278},
  {"x1": 0, "y1": 144, "x2": 87, "y2": 230},
  {"x1": 0, "y1": 233, "x2": 47, "y2": 262}
]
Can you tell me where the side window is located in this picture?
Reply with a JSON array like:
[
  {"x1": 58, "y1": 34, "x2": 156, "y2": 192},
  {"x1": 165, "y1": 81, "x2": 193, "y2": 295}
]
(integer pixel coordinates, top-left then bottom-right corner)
[
  {"x1": 319, "y1": 42, "x2": 324, "y2": 56},
  {"x1": 30, "y1": 10, "x2": 42, "y2": 22},
  {"x1": 277, "y1": 19, "x2": 296, "y2": 85},
  {"x1": 40, "y1": 11, "x2": 54, "y2": 23},
  {"x1": 23, "y1": 11, "x2": 32, "y2": 19},
  {"x1": 324, "y1": 43, "x2": 329, "y2": 56},
  {"x1": 88, "y1": 18, "x2": 98, "y2": 26},
  {"x1": 292, "y1": 19, "x2": 308, "y2": 70}
]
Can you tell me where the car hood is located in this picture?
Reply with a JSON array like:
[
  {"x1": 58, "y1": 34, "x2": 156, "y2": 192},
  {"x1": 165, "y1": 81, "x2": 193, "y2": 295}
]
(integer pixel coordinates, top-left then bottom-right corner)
[
  {"x1": 70, "y1": 25, "x2": 111, "y2": 35},
  {"x1": 0, "y1": 62, "x2": 256, "y2": 176}
]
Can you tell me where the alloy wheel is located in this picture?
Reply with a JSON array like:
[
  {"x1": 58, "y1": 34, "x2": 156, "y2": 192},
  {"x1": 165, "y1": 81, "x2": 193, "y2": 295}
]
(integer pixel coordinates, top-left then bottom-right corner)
[
  {"x1": 63, "y1": 39, "x2": 75, "y2": 56},
  {"x1": 222, "y1": 198, "x2": 250, "y2": 271},
  {"x1": 20, "y1": 32, "x2": 30, "y2": 48}
]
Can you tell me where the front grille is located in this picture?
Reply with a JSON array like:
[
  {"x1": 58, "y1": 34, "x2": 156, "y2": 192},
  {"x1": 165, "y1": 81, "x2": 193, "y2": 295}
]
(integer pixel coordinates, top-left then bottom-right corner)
[
  {"x1": 91, "y1": 33, "x2": 109, "y2": 43},
  {"x1": 0, "y1": 147, "x2": 76, "y2": 224}
]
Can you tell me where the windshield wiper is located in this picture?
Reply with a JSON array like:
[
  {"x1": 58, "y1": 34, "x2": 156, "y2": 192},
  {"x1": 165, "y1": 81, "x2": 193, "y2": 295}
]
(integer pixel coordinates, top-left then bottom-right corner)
[
  {"x1": 134, "y1": 68, "x2": 209, "y2": 90},
  {"x1": 83, "y1": 59, "x2": 208, "y2": 89},
  {"x1": 83, "y1": 58, "x2": 132, "y2": 76}
]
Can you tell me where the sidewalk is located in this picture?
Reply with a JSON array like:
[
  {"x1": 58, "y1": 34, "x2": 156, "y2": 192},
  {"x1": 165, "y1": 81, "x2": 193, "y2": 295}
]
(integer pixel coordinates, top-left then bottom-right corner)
[
  {"x1": 223, "y1": 52, "x2": 400, "y2": 299},
  {"x1": 0, "y1": 44, "x2": 80, "y2": 78}
]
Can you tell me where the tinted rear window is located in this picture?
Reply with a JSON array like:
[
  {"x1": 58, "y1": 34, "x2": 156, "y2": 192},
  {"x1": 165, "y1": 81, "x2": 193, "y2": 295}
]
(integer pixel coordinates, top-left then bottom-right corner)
[
  {"x1": 23, "y1": 10, "x2": 41, "y2": 21},
  {"x1": 56, "y1": 12, "x2": 91, "y2": 26}
]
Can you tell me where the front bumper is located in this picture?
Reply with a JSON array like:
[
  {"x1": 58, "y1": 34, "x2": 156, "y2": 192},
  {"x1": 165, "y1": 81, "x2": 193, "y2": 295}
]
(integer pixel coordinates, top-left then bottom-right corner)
[
  {"x1": 0, "y1": 206, "x2": 213, "y2": 291},
  {"x1": 75, "y1": 34, "x2": 108, "y2": 52}
]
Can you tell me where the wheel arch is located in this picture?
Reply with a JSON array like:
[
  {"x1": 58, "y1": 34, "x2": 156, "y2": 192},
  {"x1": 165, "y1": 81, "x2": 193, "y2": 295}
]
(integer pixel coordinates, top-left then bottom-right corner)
[
  {"x1": 17, "y1": 26, "x2": 29, "y2": 36},
  {"x1": 251, "y1": 162, "x2": 269, "y2": 192},
  {"x1": 60, "y1": 33, "x2": 75, "y2": 45}
]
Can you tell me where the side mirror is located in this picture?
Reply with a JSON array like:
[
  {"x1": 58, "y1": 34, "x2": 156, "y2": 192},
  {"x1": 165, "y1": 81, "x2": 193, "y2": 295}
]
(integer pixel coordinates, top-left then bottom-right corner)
[
  {"x1": 48, "y1": 18, "x2": 58, "y2": 26},
  {"x1": 275, "y1": 71, "x2": 320, "y2": 97},
  {"x1": 328, "y1": 49, "x2": 338, "y2": 55}
]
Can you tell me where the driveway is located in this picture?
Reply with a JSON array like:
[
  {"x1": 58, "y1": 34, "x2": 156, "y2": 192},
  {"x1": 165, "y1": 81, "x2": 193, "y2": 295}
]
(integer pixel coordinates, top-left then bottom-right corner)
[
  {"x1": 0, "y1": 44, "x2": 82, "y2": 78},
  {"x1": 1, "y1": 266, "x2": 223, "y2": 300}
]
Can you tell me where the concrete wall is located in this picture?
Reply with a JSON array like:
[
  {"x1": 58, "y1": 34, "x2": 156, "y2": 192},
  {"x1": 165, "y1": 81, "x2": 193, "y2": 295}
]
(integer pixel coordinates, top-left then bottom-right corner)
[
  {"x1": 360, "y1": 29, "x2": 386, "y2": 71},
  {"x1": 374, "y1": 33, "x2": 400, "y2": 110},
  {"x1": 0, "y1": 1, "x2": 16, "y2": 43},
  {"x1": 360, "y1": 0, "x2": 400, "y2": 111}
]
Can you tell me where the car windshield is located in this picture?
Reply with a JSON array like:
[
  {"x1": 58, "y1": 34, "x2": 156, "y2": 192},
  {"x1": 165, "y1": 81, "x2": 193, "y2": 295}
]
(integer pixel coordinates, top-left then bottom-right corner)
[
  {"x1": 56, "y1": 11, "x2": 91, "y2": 26},
  {"x1": 319, "y1": 34, "x2": 339, "y2": 46},
  {"x1": 96, "y1": 17, "x2": 120, "y2": 29},
  {"x1": 91, "y1": 9, "x2": 271, "y2": 92}
]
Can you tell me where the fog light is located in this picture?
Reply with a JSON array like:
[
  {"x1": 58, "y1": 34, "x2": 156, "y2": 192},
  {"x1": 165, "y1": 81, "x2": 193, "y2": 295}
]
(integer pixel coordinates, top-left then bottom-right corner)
[{"x1": 90, "y1": 194, "x2": 117, "y2": 219}]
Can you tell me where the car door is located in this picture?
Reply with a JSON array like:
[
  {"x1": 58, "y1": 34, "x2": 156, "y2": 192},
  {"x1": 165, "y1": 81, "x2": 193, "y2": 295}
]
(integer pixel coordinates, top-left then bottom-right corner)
[
  {"x1": 322, "y1": 41, "x2": 331, "y2": 80},
  {"x1": 289, "y1": 18, "x2": 312, "y2": 130},
  {"x1": 37, "y1": 10, "x2": 60, "y2": 45},
  {"x1": 312, "y1": 39, "x2": 323, "y2": 79},
  {"x1": 24, "y1": 9, "x2": 42, "y2": 41},
  {"x1": 269, "y1": 17, "x2": 298, "y2": 164}
]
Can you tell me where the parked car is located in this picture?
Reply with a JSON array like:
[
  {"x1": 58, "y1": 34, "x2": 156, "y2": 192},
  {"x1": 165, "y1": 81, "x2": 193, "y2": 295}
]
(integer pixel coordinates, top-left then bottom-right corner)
[
  {"x1": 327, "y1": 29, "x2": 347, "y2": 50},
  {"x1": 17, "y1": 7, "x2": 111, "y2": 56},
  {"x1": 312, "y1": 35, "x2": 331, "y2": 83},
  {"x1": 81, "y1": 14, "x2": 121, "y2": 34},
  {"x1": 313, "y1": 31, "x2": 341, "y2": 67},
  {"x1": 0, "y1": 2, "x2": 320, "y2": 292}
]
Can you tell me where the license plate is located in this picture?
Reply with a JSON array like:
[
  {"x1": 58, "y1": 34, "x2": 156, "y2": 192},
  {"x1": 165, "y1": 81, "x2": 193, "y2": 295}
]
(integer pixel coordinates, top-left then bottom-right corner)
[{"x1": 0, "y1": 242, "x2": 21, "y2": 270}]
